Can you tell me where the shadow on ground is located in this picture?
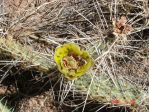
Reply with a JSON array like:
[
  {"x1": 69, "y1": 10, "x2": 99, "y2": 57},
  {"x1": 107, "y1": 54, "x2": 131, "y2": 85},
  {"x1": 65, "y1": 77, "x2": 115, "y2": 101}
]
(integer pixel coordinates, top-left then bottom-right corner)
[{"x1": 0, "y1": 67, "x2": 131, "y2": 112}]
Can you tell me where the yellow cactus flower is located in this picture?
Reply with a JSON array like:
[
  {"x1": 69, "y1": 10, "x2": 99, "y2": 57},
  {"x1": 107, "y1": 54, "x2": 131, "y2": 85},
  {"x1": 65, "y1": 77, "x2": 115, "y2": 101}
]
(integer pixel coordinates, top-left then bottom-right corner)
[{"x1": 54, "y1": 43, "x2": 94, "y2": 80}]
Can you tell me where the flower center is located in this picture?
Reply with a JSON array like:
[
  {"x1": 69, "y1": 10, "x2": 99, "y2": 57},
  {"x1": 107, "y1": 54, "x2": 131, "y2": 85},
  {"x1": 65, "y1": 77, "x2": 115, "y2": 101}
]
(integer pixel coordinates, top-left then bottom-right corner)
[
  {"x1": 63, "y1": 56, "x2": 78, "y2": 70},
  {"x1": 62, "y1": 53, "x2": 87, "y2": 70}
]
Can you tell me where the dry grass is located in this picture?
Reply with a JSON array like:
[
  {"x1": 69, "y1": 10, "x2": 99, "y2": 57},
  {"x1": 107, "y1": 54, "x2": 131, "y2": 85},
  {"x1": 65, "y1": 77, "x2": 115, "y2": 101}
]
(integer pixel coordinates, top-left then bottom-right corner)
[{"x1": 0, "y1": 0, "x2": 149, "y2": 112}]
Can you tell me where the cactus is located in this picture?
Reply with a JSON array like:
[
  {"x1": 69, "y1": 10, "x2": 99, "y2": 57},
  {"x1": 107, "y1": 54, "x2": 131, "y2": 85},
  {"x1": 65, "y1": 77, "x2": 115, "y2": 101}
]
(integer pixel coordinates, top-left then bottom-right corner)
[
  {"x1": 0, "y1": 36, "x2": 147, "y2": 109},
  {"x1": 0, "y1": 35, "x2": 55, "y2": 72},
  {"x1": 73, "y1": 73, "x2": 141, "y2": 106},
  {"x1": 0, "y1": 99, "x2": 12, "y2": 112}
]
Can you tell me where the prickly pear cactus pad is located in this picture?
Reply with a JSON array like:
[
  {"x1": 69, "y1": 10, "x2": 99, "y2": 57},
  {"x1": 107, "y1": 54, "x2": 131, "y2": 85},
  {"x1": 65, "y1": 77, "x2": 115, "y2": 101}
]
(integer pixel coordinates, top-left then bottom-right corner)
[
  {"x1": 54, "y1": 43, "x2": 94, "y2": 80},
  {"x1": 73, "y1": 74, "x2": 141, "y2": 106},
  {"x1": 0, "y1": 36, "x2": 55, "y2": 72},
  {"x1": 0, "y1": 101, "x2": 11, "y2": 112}
]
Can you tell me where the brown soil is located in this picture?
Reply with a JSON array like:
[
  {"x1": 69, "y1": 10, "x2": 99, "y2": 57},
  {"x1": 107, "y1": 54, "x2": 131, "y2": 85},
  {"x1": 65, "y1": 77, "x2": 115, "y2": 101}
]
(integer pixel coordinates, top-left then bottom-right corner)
[
  {"x1": 18, "y1": 91, "x2": 57, "y2": 112},
  {"x1": 0, "y1": 70, "x2": 58, "y2": 112}
]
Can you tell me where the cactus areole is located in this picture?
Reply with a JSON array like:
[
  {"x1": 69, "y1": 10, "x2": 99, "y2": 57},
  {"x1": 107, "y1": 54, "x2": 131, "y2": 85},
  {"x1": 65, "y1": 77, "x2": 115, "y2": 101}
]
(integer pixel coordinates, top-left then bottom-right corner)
[{"x1": 54, "y1": 43, "x2": 94, "y2": 80}]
